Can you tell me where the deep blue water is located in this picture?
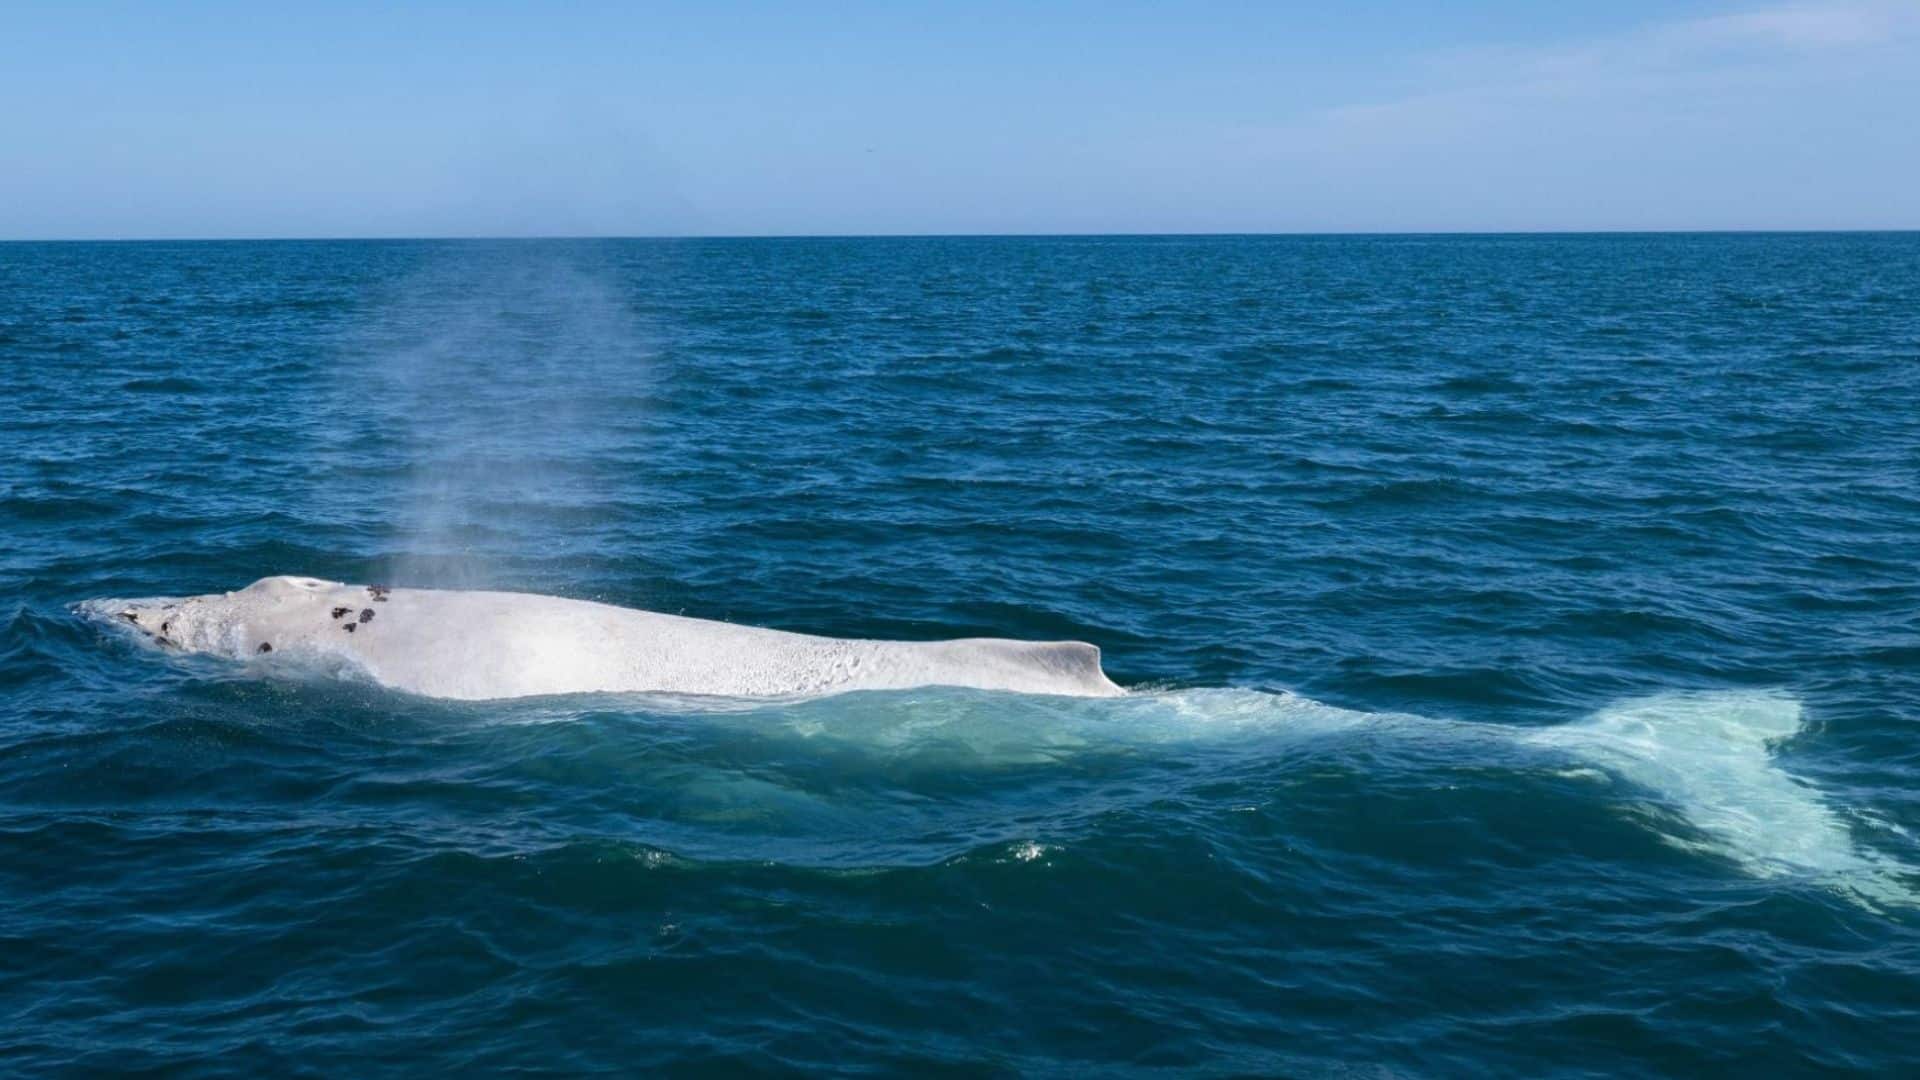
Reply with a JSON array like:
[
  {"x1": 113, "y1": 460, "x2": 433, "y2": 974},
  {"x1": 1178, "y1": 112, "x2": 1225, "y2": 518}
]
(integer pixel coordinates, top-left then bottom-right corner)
[{"x1": 3, "y1": 234, "x2": 1919, "y2": 1075}]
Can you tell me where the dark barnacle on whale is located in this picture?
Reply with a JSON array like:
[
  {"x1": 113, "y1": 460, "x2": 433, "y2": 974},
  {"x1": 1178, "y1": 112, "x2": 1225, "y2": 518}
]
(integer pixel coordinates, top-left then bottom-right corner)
[
  {"x1": 257, "y1": 642, "x2": 272, "y2": 653},
  {"x1": 368, "y1": 585, "x2": 391, "y2": 602},
  {"x1": 359, "y1": 608, "x2": 374, "y2": 623},
  {"x1": 331, "y1": 607, "x2": 350, "y2": 619}
]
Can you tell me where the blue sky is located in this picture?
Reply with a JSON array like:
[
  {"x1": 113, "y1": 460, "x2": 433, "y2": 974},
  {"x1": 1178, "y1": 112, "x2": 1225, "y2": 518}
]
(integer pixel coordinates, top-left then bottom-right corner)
[{"x1": 3, "y1": 1, "x2": 1917, "y2": 237}]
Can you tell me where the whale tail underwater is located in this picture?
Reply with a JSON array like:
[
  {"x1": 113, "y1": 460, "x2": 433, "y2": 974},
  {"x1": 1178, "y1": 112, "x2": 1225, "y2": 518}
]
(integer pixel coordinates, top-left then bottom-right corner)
[
  {"x1": 79, "y1": 577, "x2": 1913, "y2": 909},
  {"x1": 1525, "y1": 691, "x2": 1912, "y2": 910}
]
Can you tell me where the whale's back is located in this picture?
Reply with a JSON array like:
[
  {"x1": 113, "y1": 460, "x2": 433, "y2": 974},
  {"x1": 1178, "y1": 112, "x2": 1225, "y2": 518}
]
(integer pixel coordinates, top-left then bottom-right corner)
[
  {"x1": 910, "y1": 638, "x2": 1123, "y2": 698},
  {"x1": 85, "y1": 578, "x2": 1126, "y2": 702}
]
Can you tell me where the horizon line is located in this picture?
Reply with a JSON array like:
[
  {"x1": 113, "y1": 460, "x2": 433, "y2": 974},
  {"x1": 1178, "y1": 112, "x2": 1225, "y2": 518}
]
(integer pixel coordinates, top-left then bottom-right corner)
[{"x1": 4, "y1": 227, "x2": 1919, "y2": 244}]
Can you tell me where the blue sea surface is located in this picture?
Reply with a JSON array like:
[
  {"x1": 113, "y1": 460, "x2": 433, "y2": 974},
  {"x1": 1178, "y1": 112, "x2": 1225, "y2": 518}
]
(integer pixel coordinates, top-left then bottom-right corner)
[{"x1": 3, "y1": 234, "x2": 1919, "y2": 1075}]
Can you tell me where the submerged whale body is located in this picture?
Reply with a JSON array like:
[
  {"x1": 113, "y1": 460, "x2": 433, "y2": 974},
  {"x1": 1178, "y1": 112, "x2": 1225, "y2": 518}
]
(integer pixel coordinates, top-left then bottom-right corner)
[
  {"x1": 80, "y1": 581, "x2": 1913, "y2": 906},
  {"x1": 92, "y1": 576, "x2": 1125, "y2": 701}
]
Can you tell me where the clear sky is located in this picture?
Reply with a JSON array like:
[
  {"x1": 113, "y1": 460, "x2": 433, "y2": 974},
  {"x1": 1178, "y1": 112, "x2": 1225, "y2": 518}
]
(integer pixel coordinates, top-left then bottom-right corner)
[{"x1": 4, "y1": 1, "x2": 1918, "y2": 238}]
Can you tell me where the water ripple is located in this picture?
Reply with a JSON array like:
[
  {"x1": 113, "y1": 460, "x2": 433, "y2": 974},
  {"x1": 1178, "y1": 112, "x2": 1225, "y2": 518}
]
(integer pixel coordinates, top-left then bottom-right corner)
[{"x1": 3, "y1": 235, "x2": 1920, "y2": 1073}]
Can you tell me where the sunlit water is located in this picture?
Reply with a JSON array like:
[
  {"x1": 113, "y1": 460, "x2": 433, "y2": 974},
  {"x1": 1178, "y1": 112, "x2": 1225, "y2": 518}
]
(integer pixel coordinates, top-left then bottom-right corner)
[{"x1": 4, "y1": 235, "x2": 1919, "y2": 1074}]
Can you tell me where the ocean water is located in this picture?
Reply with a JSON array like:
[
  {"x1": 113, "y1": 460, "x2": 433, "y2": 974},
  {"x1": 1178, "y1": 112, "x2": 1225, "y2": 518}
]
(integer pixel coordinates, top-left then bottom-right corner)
[{"x1": 3, "y1": 234, "x2": 1919, "y2": 1075}]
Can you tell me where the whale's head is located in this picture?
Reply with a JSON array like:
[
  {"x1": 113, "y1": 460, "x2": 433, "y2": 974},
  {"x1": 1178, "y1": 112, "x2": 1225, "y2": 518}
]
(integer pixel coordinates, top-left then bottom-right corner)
[{"x1": 106, "y1": 576, "x2": 345, "y2": 657}]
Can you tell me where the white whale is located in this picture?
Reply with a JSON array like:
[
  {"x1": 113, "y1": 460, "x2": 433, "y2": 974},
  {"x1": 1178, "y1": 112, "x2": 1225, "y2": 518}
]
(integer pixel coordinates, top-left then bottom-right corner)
[
  {"x1": 79, "y1": 581, "x2": 1915, "y2": 906},
  {"x1": 89, "y1": 575, "x2": 1124, "y2": 701}
]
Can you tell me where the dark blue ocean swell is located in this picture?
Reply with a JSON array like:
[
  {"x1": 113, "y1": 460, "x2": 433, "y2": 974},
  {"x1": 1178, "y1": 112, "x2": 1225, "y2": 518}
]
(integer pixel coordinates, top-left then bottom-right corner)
[{"x1": 3, "y1": 235, "x2": 1920, "y2": 1075}]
